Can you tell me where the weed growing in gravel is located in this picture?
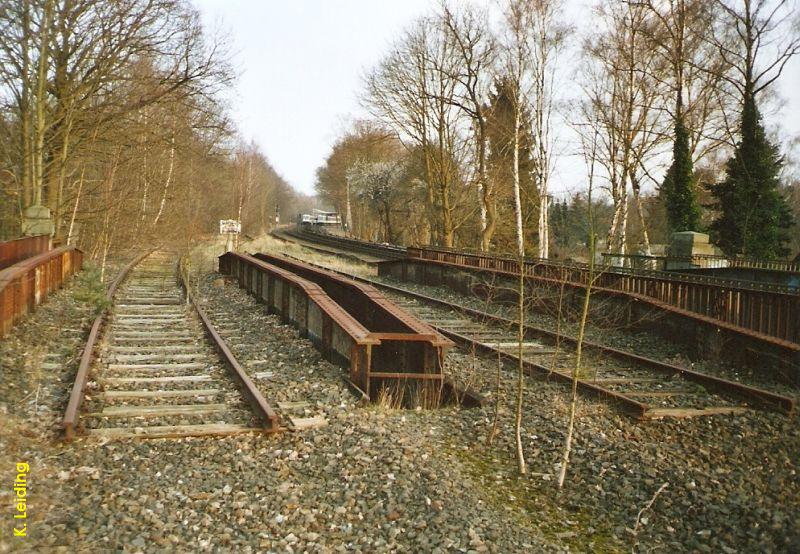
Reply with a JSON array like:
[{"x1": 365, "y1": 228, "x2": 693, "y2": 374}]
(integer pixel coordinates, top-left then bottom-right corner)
[{"x1": 72, "y1": 262, "x2": 109, "y2": 315}]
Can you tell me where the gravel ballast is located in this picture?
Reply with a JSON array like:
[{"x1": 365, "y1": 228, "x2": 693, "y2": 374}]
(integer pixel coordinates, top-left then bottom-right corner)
[{"x1": 1, "y1": 243, "x2": 797, "y2": 553}]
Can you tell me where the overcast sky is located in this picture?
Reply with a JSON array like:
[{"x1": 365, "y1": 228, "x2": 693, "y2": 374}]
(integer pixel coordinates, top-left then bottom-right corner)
[{"x1": 192, "y1": 0, "x2": 800, "y2": 198}]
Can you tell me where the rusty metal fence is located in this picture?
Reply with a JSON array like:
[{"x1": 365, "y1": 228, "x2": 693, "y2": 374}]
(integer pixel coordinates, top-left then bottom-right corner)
[
  {"x1": 407, "y1": 246, "x2": 800, "y2": 345},
  {"x1": 0, "y1": 235, "x2": 51, "y2": 270},
  {"x1": 0, "y1": 247, "x2": 84, "y2": 337}
]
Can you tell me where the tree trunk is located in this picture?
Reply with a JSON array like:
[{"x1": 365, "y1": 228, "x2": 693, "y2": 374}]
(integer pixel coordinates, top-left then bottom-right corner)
[
  {"x1": 557, "y1": 233, "x2": 594, "y2": 488},
  {"x1": 20, "y1": 0, "x2": 32, "y2": 209},
  {"x1": 631, "y1": 176, "x2": 652, "y2": 256},
  {"x1": 50, "y1": 115, "x2": 73, "y2": 237},
  {"x1": 153, "y1": 134, "x2": 176, "y2": 226},
  {"x1": 538, "y1": 189, "x2": 549, "y2": 258},
  {"x1": 32, "y1": 0, "x2": 54, "y2": 207},
  {"x1": 511, "y1": 98, "x2": 526, "y2": 475},
  {"x1": 66, "y1": 165, "x2": 85, "y2": 246}
]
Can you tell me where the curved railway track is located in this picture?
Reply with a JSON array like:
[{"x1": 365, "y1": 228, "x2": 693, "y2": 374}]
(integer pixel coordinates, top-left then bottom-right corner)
[
  {"x1": 63, "y1": 251, "x2": 279, "y2": 440},
  {"x1": 277, "y1": 252, "x2": 794, "y2": 420}
]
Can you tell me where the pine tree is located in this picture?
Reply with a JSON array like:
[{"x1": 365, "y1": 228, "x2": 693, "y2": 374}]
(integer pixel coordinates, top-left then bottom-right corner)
[
  {"x1": 709, "y1": 90, "x2": 794, "y2": 259},
  {"x1": 661, "y1": 118, "x2": 700, "y2": 233}
]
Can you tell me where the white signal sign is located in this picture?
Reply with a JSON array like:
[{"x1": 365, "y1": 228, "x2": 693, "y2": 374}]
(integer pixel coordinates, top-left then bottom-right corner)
[{"x1": 219, "y1": 220, "x2": 241, "y2": 234}]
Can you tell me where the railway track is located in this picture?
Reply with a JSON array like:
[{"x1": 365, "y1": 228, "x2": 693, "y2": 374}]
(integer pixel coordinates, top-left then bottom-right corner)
[
  {"x1": 280, "y1": 226, "x2": 407, "y2": 261},
  {"x1": 277, "y1": 252, "x2": 794, "y2": 419},
  {"x1": 63, "y1": 251, "x2": 279, "y2": 440}
]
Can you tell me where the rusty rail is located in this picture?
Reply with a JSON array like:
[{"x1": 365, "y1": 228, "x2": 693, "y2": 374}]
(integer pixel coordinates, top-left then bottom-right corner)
[
  {"x1": 62, "y1": 252, "x2": 150, "y2": 440},
  {"x1": 407, "y1": 246, "x2": 800, "y2": 344},
  {"x1": 383, "y1": 282, "x2": 796, "y2": 415},
  {"x1": 178, "y1": 258, "x2": 279, "y2": 431},
  {"x1": 291, "y1": 226, "x2": 407, "y2": 260},
  {"x1": 0, "y1": 235, "x2": 51, "y2": 270},
  {"x1": 0, "y1": 246, "x2": 84, "y2": 337}
]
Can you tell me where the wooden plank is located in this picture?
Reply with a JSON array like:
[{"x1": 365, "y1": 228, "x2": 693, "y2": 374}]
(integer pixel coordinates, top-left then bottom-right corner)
[
  {"x1": 368, "y1": 372, "x2": 444, "y2": 380},
  {"x1": 115, "y1": 313, "x2": 184, "y2": 319},
  {"x1": 481, "y1": 341, "x2": 552, "y2": 349},
  {"x1": 102, "y1": 375, "x2": 212, "y2": 384},
  {"x1": 116, "y1": 299, "x2": 182, "y2": 305},
  {"x1": 589, "y1": 378, "x2": 664, "y2": 384},
  {"x1": 111, "y1": 353, "x2": 202, "y2": 362},
  {"x1": 106, "y1": 362, "x2": 206, "y2": 371},
  {"x1": 100, "y1": 388, "x2": 219, "y2": 399},
  {"x1": 114, "y1": 318, "x2": 186, "y2": 325},
  {"x1": 277, "y1": 401, "x2": 310, "y2": 410},
  {"x1": 87, "y1": 423, "x2": 258, "y2": 440},
  {"x1": 109, "y1": 346, "x2": 200, "y2": 353},
  {"x1": 624, "y1": 390, "x2": 698, "y2": 398},
  {"x1": 644, "y1": 406, "x2": 749, "y2": 419},
  {"x1": 289, "y1": 416, "x2": 328, "y2": 430},
  {"x1": 89, "y1": 403, "x2": 228, "y2": 418},
  {"x1": 112, "y1": 332, "x2": 194, "y2": 339},
  {"x1": 112, "y1": 331, "x2": 194, "y2": 338},
  {"x1": 112, "y1": 337, "x2": 196, "y2": 344},
  {"x1": 253, "y1": 371, "x2": 274, "y2": 379}
]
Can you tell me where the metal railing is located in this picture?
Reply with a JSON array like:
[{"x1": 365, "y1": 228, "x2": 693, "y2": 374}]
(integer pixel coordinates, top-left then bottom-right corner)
[
  {"x1": 602, "y1": 252, "x2": 800, "y2": 274},
  {"x1": 0, "y1": 246, "x2": 83, "y2": 337},
  {"x1": 0, "y1": 235, "x2": 51, "y2": 270},
  {"x1": 407, "y1": 246, "x2": 800, "y2": 345},
  {"x1": 294, "y1": 226, "x2": 408, "y2": 259}
]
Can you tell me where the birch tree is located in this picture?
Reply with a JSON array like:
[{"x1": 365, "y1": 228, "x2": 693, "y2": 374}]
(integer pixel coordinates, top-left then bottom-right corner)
[
  {"x1": 584, "y1": 1, "x2": 667, "y2": 258},
  {"x1": 528, "y1": 0, "x2": 569, "y2": 259}
]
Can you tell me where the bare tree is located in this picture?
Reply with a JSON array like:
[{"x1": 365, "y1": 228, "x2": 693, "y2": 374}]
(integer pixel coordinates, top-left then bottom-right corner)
[
  {"x1": 0, "y1": 0, "x2": 233, "y2": 238},
  {"x1": 583, "y1": 1, "x2": 667, "y2": 258},
  {"x1": 557, "y1": 127, "x2": 599, "y2": 489},
  {"x1": 439, "y1": 3, "x2": 496, "y2": 251},
  {"x1": 708, "y1": 0, "x2": 800, "y2": 126},
  {"x1": 364, "y1": 17, "x2": 470, "y2": 247},
  {"x1": 528, "y1": 0, "x2": 569, "y2": 259}
]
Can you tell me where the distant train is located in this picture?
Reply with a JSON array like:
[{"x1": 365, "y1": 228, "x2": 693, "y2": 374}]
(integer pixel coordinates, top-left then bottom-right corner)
[{"x1": 298, "y1": 209, "x2": 342, "y2": 227}]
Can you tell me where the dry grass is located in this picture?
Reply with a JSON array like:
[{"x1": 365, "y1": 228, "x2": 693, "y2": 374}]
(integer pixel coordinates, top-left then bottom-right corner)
[{"x1": 241, "y1": 234, "x2": 377, "y2": 277}]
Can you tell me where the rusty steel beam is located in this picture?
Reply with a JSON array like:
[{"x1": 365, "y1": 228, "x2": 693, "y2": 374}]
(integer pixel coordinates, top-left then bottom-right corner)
[
  {"x1": 221, "y1": 252, "x2": 453, "y2": 403},
  {"x1": 0, "y1": 235, "x2": 51, "y2": 270},
  {"x1": 406, "y1": 247, "x2": 800, "y2": 344},
  {"x1": 179, "y1": 263, "x2": 279, "y2": 431},
  {"x1": 387, "y1": 255, "x2": 800, "y2": 353},
  {"x1": 219, "y1": 252, "x2": 379, "y2": 395},
  {"x1": 299, "y1": 260, "x2": 795, "y2": 417},
  {"x1": 62, "y1": 251, "x2": 150, "y2": 441},
  {"x1": 251, "y1": 252, "x2": 452, "y2": 348},
  {"x1": 283, "y1": 230, "x2": 799, "y2": 343},
  {"x1": 0, "y1": 246, "x2": 84, "y2": 337}
]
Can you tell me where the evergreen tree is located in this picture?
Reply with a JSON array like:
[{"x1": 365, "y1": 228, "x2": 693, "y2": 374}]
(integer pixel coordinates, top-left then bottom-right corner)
[
  {"x1": 485, "y1": 77, "x2": 537, "y2": 251},
  {"x1": 709, "y1": 90, "x2": 794, "y2": 258},
  {"x1": 661, "y1": 118, "x2": 700, "y2": 233}
]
